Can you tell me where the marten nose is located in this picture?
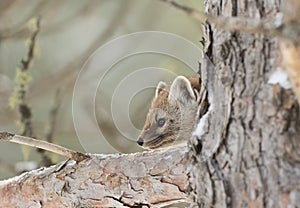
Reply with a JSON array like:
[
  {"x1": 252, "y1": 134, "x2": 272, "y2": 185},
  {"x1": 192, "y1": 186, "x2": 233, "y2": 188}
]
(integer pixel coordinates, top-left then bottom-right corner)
[{"x1": 137, "y1": 137, "x2": 144, "y2": 146}]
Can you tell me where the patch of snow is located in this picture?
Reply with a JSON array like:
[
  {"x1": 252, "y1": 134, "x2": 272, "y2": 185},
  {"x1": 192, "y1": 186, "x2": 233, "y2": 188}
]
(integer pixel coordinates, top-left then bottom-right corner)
[
  {"x1": 274, "y1": 12, "x2": 283, "y2": 28},
  {"x1": 193, "y1": 106, "x2": 212, "y2": 138},
  {"x1": 0, "y1": 172, "x2": 26, "y2": 187},
  {"x1": 67, "y1": 160, "x2": 77, "y2": 166},
  {"x1": 15, "y1": 161, "x2": 38, "y2": 172},
  {"x1": 269, "y1": 58, "x2": 275, "y2": 65},
  {"x1": 268, "y1": 68, "x2": 292, "y2": 89}
]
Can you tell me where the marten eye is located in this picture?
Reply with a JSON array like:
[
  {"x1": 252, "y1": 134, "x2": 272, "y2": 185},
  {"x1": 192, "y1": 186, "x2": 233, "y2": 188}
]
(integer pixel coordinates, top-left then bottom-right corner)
[{"x1": 157, "y1": 118, "x2": 166, "y2": 127}]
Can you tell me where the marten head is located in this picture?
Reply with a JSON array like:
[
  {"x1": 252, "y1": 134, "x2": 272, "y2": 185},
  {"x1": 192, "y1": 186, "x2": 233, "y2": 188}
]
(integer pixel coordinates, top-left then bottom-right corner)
[{"x1": 137, "y1": 76, "x2": 201, "y2": 149}]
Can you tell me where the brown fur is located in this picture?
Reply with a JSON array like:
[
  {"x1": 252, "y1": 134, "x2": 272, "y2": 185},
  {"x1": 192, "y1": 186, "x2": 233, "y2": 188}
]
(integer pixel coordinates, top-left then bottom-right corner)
[{"x1": 137, "y1": 75, "x2": 203, "y2": 149}]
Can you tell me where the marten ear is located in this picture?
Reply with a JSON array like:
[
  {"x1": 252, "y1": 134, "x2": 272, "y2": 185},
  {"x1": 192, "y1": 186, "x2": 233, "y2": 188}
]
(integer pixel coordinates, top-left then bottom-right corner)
[
  {"x1": 155, "y1": 81, "x2": 168, "y2": 97},
  {"x1": 168, "y1": 76, "x2": 196, "y2": 105}
]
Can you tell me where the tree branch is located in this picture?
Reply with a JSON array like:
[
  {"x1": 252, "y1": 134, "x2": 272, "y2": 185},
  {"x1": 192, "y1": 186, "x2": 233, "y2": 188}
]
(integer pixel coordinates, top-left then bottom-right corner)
[
  {"x1": 0, "y1": 132, "x2": 88, "y2": 162},
  {"x1": 159, "y1": 0, "x2": 297, "y2": 42},
  {"x1": 0, "y1": 147, "x2": 189, "y2": 207}
]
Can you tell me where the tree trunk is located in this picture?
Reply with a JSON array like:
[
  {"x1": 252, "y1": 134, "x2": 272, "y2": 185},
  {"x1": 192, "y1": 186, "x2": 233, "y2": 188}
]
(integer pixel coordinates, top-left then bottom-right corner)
[{"x1": 189, "y1": 0, "x2": 300, "y2": 207}]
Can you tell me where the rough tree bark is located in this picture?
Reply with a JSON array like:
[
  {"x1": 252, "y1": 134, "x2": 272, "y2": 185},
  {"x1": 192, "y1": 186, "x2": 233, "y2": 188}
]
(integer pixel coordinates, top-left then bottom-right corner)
[
  {"x1": 0, "y1": 147, "x2": 189, "y2": 207},
  {"x1": 188, "y1": 0, "x2": 300, "y2": 208}
]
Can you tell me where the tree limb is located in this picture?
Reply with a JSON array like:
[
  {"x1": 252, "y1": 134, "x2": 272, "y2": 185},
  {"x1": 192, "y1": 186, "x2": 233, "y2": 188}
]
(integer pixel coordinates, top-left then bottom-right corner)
[
  {"x1": 159, "y1": 0, "x2": 297, "y2": 42},
  {"x1": 0, "y1": 132, "x2": 88, "y2": 162},
  {"x1": 0, "y1": 147, "x2": 189, "y2": 207}
]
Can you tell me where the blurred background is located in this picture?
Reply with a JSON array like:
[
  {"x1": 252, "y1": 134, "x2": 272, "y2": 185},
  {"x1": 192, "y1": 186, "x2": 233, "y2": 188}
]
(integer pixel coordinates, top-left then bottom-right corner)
[{"x1": 0, "y1": 0, "x2": 203, "y2": 179}]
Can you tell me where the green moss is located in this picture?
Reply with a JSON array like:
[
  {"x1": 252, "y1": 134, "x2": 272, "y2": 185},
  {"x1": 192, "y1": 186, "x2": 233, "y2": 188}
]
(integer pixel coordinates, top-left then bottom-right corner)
[
  {"x1": 9, "y1": 68, "x2": 33, "y2": 109},
  {"x1": 27, "y1": 17, "x2": 39, "y2": 32},
  {"x1": 15, "y1": 68, "x2": 32, "y2": 85}
]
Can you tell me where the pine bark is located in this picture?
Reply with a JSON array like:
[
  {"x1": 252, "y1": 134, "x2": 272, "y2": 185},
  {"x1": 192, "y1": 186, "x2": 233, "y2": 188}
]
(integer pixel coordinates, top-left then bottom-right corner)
[
  {"x1": 0, "y1": 148, "x2": 189, "y2": 207},
  {"x1": 188, "y1": 0, "x2": 300, "y2": 207}
]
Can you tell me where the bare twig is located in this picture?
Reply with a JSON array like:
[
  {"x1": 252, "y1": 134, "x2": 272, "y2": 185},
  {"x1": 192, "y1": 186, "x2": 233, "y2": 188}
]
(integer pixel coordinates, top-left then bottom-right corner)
[
  {"x1": 159, "y1": 0, "x2": 296, "y2": 42},
  {"x1": 0, "y1": 1, "x2": 99, "y2": 40},
  {"x1": 0, "y1": 2, "x2": 47, "y2": 40},
  {"x1": 45, "y1": 89, "x2": 62, "y2": 143},
  {"x1": 38, "y1": 89, "x2": 62, "y2": 166},
  {"x1": 30, "y1": 0, "x2": 131, "y2": 99},
  {"x1": 0, "y1": 132, "x2": 88, "y2": 162}
]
